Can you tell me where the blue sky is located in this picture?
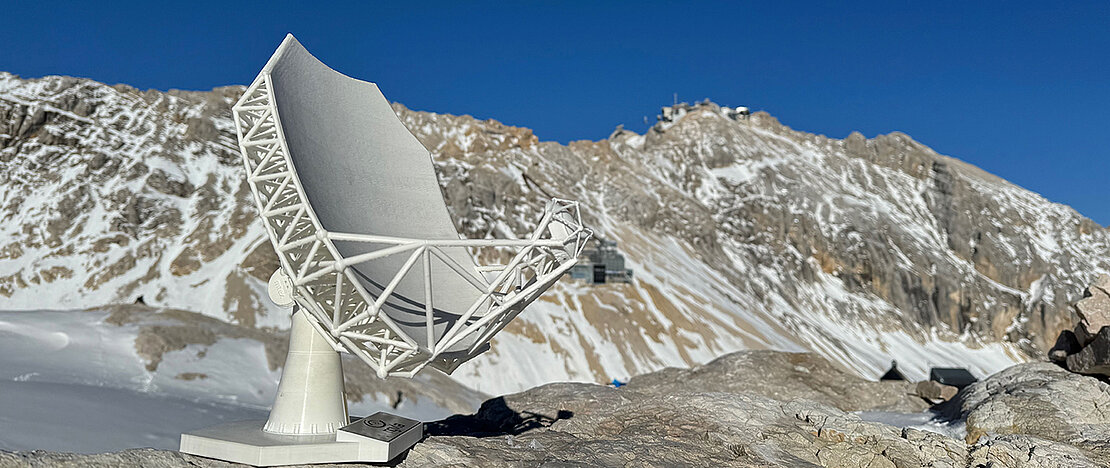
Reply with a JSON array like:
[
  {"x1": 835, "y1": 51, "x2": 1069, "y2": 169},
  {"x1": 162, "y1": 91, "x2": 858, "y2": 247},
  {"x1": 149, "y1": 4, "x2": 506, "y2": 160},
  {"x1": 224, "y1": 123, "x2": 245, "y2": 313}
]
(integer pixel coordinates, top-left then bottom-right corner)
[{"x1": 2, "y1": 1, "x2": 1107, "y2": 225}]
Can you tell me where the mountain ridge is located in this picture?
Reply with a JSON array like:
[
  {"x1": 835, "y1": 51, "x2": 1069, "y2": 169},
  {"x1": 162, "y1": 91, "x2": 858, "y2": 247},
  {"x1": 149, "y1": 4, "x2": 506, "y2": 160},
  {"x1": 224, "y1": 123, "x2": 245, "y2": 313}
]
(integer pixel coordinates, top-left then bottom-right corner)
[{"x1": 1, "y1": 71, "x2": 1106, "y2": 396}]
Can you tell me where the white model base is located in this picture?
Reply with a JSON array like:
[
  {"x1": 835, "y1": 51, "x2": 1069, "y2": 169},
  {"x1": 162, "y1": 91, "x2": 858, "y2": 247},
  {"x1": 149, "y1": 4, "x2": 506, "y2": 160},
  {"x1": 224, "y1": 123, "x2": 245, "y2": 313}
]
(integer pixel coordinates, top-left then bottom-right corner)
[{"x1": 181, "y1": 413, "x2": 422, "y2": 466}]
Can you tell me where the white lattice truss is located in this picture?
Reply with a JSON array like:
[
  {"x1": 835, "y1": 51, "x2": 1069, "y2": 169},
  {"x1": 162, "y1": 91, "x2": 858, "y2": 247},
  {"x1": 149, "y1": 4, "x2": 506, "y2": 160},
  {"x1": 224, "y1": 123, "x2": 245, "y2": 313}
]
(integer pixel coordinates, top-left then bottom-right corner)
[{"x1": 233, "y1": 76, "x2": 591, "y2": 379}]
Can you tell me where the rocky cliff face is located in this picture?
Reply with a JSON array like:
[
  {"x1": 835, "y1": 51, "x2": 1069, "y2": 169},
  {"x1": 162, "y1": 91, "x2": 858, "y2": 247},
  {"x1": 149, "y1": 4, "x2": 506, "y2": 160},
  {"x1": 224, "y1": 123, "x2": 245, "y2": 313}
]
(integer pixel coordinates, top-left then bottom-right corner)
[{"x1": 1, "y1": 72, "x2": 1107, "y2": 394}]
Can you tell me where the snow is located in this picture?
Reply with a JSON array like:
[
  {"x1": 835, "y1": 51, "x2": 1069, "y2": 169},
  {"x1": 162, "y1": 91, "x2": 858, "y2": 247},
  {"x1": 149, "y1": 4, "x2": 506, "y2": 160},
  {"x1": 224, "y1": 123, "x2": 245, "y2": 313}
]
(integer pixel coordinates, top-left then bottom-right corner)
[
  {"x1": 0, "y1": 309, "x2": 268, "y2": 452},
  {"x1": 0, "y1": 308, "x2": 460, "y2": 453},
  {"x1": 856, "y1": 410, "x2": 966, "y2": 439},
  {"x1": 0, "y1": 310, "x2": 150, "y2": 389},
  {"x1": 0, "y1": 380, "x2": 266, "y2": 453}
]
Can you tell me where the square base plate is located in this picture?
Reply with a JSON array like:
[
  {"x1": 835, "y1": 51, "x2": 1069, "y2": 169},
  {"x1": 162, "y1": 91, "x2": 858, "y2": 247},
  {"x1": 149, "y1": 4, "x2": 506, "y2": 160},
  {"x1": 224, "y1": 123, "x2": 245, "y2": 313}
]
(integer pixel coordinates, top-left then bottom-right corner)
[{"x1": 181, "y1": 414, "x2": 422, "y2": 466}]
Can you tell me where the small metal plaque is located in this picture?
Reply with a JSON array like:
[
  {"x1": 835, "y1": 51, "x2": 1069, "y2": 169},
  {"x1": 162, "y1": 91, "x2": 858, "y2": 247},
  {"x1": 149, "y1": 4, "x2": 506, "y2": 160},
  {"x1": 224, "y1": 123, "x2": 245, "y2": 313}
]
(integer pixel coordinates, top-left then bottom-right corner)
[{"x1": 340, "y1": 412, "x2": 421, "y2": 443}]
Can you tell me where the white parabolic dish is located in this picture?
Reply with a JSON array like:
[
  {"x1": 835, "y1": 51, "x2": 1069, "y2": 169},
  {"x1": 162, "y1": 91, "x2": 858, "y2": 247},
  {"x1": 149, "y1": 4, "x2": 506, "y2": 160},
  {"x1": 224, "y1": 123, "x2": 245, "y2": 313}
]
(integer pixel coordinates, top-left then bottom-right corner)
[
  {"x1": 182, "y1": 33, "x2": 589, "y2": 465},
  {"x1": 233, "y1": 34, "x2": 592, "y2": 380}
]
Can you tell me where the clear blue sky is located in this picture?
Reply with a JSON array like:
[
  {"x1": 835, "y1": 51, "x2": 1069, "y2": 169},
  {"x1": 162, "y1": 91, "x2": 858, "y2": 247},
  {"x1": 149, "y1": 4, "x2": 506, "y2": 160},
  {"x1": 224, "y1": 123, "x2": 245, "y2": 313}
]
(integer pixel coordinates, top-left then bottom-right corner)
[{"x1": 2, "y1": 1, "x2": 1107, "y2": 225}]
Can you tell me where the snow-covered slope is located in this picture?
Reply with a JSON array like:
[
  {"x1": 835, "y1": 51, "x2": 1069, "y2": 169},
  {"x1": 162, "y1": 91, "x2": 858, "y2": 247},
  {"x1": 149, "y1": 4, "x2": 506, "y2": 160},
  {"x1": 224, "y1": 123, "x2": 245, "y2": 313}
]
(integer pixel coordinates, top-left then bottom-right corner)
[
  {"x1": 0, "y1": 305, "x2": 485, "y2": 453},
  {"x1": 2, "y1": 73, "x2": 1107, "y2": 396},
  {"x1": 0, "y1": 308, "x2": 268, "y2": 452}
]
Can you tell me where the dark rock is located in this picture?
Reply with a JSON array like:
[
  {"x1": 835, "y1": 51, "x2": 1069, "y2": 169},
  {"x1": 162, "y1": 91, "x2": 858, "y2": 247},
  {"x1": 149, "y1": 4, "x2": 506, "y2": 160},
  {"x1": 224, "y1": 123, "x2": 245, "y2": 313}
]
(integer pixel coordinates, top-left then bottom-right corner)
[
  {"x1": 87, "y1": 153, "x2": 108, "y2": 170},
  {"x1": 17, "y1": 106, "x2": 46, "y2": 137},
  {"x1": 1048, "y1": 329, "x2": 1080, "y2": 363},
  {"x1": 145, "y1": 169, "x2": 195, "y2": 197},
  {"x1": 1076, "y1": 323, "x2": 1096, "y2": 347},
  {"x1": 1066, "y1": 326, "x2": 1110, "y2": 376}
]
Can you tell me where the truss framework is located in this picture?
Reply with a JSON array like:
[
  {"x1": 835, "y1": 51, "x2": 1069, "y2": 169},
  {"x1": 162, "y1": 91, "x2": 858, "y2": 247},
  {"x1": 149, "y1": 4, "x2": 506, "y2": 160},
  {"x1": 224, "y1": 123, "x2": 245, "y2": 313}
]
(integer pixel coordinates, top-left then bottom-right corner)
[{"x1": 233, "y1": 75, "x2": 591, "y2": 378}]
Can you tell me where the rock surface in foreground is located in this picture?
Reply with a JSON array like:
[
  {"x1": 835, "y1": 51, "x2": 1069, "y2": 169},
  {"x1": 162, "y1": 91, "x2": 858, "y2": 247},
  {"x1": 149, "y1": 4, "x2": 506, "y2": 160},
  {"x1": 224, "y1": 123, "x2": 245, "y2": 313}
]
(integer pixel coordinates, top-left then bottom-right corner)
[
  {"x1": 623, "y1": 350, "x2": 928, "y2": 412},
  {"x1": 944, "y1": 361, "x2": 1110, "y2": 465},
  {"x1": 7, "y1": 351, "x2": 1110, "y2": 467},
  {"x1": 408, "y1": 382, "x2": 962, "y2": 467}
]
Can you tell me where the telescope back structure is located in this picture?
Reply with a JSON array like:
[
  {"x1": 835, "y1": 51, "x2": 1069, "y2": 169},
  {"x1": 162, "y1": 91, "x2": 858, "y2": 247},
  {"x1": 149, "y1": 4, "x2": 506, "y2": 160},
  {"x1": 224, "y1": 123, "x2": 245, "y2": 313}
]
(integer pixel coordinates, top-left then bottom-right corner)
[{"x1": 233, "y1": 35, "x2": 591, "y2": 379}]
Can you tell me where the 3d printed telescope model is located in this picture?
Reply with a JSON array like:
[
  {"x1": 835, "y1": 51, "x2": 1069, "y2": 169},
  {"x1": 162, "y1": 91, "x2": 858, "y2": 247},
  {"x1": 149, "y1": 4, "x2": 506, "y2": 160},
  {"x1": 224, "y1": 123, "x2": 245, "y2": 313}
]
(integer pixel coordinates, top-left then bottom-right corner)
[{"x1": 180, "y1": 34, "x2": 590, "y2": 466}]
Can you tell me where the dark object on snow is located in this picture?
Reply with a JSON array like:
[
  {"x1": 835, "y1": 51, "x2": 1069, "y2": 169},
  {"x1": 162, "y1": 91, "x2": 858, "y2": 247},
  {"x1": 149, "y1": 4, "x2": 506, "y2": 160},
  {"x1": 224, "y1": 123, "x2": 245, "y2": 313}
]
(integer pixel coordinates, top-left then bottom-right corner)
[
  {"x1": 929, "y1": 367, "x2": 977, "y2": 389},
  {"x1": 880, "y1": 361, "x2": 906, "y2": 381},
  {"x1": 135, "y1": 295, "x2": 146, "y2": 305},
  {"x1": 1066, "y1": 326, "x2": 1110, "y2": 376}
]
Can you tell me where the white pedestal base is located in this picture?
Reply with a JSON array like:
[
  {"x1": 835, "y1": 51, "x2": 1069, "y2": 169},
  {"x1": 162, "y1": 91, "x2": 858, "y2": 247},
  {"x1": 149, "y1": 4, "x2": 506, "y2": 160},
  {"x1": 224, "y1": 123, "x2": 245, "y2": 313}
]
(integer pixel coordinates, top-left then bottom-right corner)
[{"x1": 181, "y1": 413, "x2": 422, "y2": 466}]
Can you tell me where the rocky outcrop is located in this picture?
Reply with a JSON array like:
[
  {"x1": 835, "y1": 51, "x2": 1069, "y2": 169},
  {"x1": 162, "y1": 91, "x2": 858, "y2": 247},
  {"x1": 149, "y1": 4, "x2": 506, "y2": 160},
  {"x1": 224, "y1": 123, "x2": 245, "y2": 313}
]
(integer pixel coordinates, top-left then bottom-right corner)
[
  {"x1": 1076, "y1": 274, "x2": 1110, "y2": 333},
  {"x1": 1048, "y1": 275, "x2": 1110, "y2": 376},
  {"x1": 1066, "y1": 327, "x2": 1110, "y2": 375},
  {"x1": 404, "y1": 384, "x2": 962, "y2": 468},
  {"x1": 966, "y1": 435, "x2": 1106, "y2": 468},
  {"x1": 0, "y1": 449, "x2": 240, "y2": 468},
  {"x1": 942, "y1": 362, "x2": 1110, "y2": 465},
  {"x1": 624, "y1": 350, "x2": 928, "y2": 412},
  {"x1": 9, "y1": 351, "x2": 1110, "y2": 467}
]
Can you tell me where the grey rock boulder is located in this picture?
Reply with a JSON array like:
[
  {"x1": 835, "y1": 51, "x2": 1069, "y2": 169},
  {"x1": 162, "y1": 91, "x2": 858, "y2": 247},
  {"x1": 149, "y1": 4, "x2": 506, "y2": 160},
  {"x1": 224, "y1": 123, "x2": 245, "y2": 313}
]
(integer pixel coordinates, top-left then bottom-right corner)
[
  {"x1": 944, "y1": 362, "x2": 1110, "y2": 463},
  {"x1": 1076, "y1": 274, "x2": 1110, "y2": 335},
  {"x1": 915, "y1": 380, "x2": 958, "y2": 402},
  {"x1": 1066, "y1": 326, "x2": 1110, "y2": 376},
  {"x1": 967, "y1": 435, "x2": 1104, "y2": 468}
]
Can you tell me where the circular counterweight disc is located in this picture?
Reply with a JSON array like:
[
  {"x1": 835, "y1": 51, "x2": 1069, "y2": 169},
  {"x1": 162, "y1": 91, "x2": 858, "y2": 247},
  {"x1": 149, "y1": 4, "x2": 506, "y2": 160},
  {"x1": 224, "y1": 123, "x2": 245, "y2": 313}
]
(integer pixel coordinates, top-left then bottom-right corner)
[{"x1": 268, "y1": 269, "x2": 295, "y2": 307}]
